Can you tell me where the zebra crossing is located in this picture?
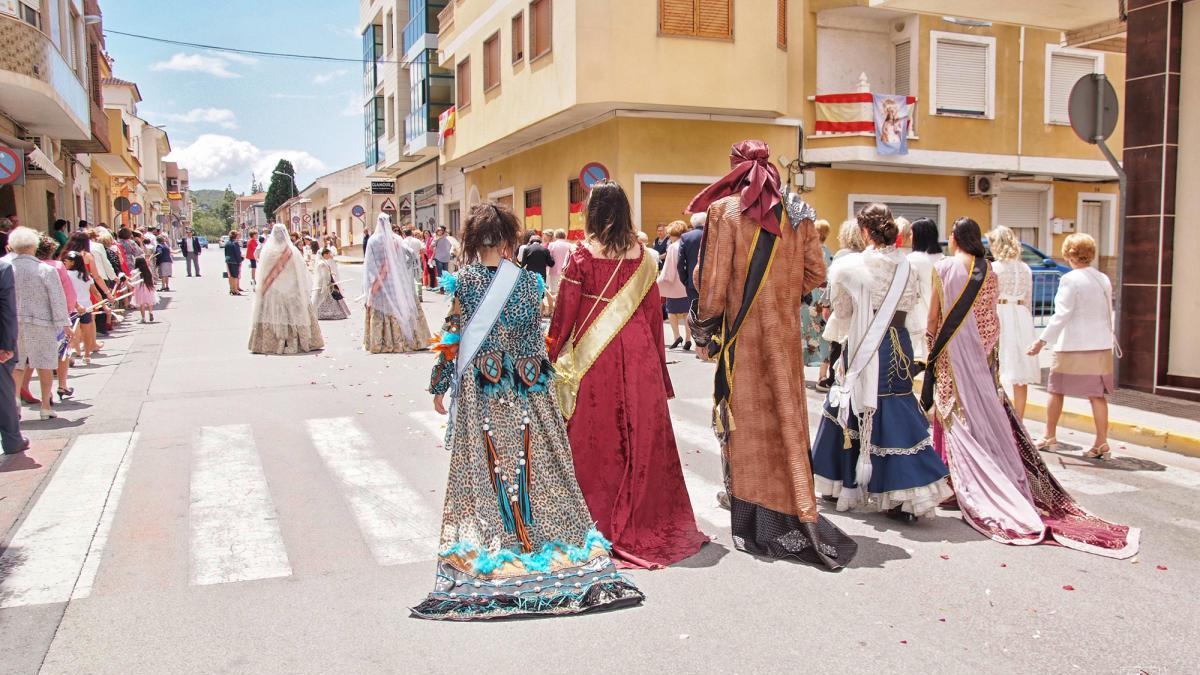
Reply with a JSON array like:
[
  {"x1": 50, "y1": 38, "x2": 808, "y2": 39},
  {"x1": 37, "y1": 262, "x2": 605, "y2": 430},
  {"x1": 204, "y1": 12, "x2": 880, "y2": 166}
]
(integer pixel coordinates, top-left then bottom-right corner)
[{"x1": 1, "y1": 401, "x2": 1193, "y2": 609}]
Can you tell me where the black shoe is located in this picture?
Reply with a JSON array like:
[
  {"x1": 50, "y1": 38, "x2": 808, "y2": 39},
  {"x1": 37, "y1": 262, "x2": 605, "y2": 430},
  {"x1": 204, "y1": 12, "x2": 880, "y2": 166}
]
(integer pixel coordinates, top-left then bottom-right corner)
[
  {"x1": 682, "y1": 341, "x2": 692, "y2": 351},
  {"x1": 669, "y1": 337, "x2": 683, "y2": 349},
  {"x1": 885, "y1": 505, "x2": 918, "y2": 524},
  {"x1": 4, "y1": 437, "x2": 30, "y2": 455},
  {"x1": 821, "y1": 494, "x2": 838, "y2": 504}
]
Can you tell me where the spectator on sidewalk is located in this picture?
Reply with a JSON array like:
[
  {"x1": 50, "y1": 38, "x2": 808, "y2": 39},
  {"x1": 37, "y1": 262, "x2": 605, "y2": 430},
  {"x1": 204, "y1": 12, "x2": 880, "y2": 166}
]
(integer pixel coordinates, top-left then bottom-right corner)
[
  {"x1": 676, "y1": 211, "x2": 706, "y2": 314},
  {"x1": 1028, "y1": 233, "x2": 1118, "y2": 460},
  {"x1": 401, "y1": 228, "x2": 424, "y2": 302},
  {"x1": 36, "y1": 236, "x2": 74, "y2": 402},
  {"x1": 0, "y1": 254, "x2": 27, "y2": 454},
  {"x1": 180, "y1": 228, "x2": 202, "y2": 277},
  {"x1": 60, "y1": 231, "x2": 108, "y2": 353},
  {"x1": 432, "y1": 226, "x2": 453, "y2": 293},
  {"x1": 156, "y1": 237, "x2": 173, "y2": 292},
  {"x1": 520, "y1": 234, "x2": 555, "y2": 280},
  {"x1": 246, "y1": 228, "x2": 260, "y2": 286},
  {"x1": 225, "y1": 230, "x2": 244, "y2": 296},
  {"x1": 51, "y1": 219, "x2": 69, "y2": 257},
  {"x1": 10, "y1": 227, "x2": 72, "y2": 421}
]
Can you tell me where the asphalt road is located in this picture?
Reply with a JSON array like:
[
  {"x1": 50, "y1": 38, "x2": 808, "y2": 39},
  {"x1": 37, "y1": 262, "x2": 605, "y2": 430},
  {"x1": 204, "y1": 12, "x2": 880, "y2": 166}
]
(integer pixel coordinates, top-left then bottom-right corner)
[{"x1": 1, "y1": 247, "x2": 1197, "y2": 674}]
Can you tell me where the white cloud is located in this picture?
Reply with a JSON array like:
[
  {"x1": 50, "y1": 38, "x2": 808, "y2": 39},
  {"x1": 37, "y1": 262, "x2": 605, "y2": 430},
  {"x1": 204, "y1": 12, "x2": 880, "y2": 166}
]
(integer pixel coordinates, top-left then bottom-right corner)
[
  {"x1": 270, "y1": 93, "x2": 322, "y2": 100},
  {"x1": 161, "y1": 107, "x2": 239, "y2": 130},
  {"x1": 312, "y1": 69, "x2": 349, "y2": 85},
  {"x1": 150, "y1": 52, "x2": 241, "y2": 79},
  {"x1": 341, "y1": 96, "x2": 364, "y2": 117},
  {"x1": 165, "y1": 134, "x2": 326, "y2": 188}
]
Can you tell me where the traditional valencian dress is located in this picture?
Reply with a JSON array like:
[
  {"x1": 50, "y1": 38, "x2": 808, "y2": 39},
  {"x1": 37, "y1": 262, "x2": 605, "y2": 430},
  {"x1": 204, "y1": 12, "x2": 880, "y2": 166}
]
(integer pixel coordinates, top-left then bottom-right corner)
[
  {"x1": 926, "y1": 255, "x2": 1139, "y2": 557},
  {"x1": 810, "y1": 245, "x2": 952, "y2": 517},
  {"x1": 415, "y1": 261, "x2": 643, "y2": 620},
  {"x1": 311, "y1": 257, "x2": 351, "y2": 320},
  {"x1": 690, "y1": 141, "x2": 857, "y2": 570},
  {"x1": 362, "y1": 215, "x2": 431, "y2": 353},
  {"x1": 248, "y1": 225, "x2": 325, "y2": 354},
  {"x1": 548, "y1": 245, "x2": 708, "y2": 569}
]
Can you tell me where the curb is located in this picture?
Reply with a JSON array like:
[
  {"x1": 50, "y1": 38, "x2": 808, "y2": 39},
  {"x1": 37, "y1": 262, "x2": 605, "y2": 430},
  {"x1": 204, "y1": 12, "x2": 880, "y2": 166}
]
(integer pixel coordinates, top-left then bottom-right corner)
[{"x1": 1022, "y1": 400, "x2": 1200, "y2": 459}]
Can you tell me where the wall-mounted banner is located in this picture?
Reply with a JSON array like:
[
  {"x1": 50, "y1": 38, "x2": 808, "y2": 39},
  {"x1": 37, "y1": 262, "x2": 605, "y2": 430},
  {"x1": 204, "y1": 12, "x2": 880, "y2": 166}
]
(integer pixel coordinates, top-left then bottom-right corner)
[{"x1": 873, "y1": 94, "x2": 911, "y2": 156}]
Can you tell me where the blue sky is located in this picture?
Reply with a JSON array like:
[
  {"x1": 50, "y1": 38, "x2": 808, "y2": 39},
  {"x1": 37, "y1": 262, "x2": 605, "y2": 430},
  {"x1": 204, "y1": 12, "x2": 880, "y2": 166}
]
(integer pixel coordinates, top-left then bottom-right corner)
[{"x1": 101, "y1": 0, "x2": 365, "y2": 192}]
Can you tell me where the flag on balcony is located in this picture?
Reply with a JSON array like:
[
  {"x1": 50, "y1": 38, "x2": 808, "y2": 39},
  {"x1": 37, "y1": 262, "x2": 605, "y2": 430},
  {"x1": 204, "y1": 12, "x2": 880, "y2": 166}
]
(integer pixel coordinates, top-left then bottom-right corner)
[
  {"x1": 567, "y1": 201, "x2": 585, "y2": 240},
  {"x1": 438, "y1": 106, "x2": 457, "y2": 146},
  {"x1": 873, "y1": 94, "x2": 911, "y2": 156},
  {"x1": 813, "y1": 93, "x2": 876, "y2": 134},
  {"x1": 524, "y1": 205, "x2": 542, "y2": 234}
]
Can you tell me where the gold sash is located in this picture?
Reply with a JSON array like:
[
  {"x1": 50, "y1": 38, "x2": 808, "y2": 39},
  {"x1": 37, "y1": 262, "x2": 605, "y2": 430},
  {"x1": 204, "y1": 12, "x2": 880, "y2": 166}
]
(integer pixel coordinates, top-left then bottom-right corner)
[{"x1": 555, "y1": 251, "x2": 657, "y2": 420}]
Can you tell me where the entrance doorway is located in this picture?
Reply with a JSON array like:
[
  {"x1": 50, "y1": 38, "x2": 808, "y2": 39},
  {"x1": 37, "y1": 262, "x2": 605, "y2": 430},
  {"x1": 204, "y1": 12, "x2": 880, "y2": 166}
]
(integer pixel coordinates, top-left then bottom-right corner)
[{"x1": 1078, "y1": 197, "x2": 1115, "y2": 277}]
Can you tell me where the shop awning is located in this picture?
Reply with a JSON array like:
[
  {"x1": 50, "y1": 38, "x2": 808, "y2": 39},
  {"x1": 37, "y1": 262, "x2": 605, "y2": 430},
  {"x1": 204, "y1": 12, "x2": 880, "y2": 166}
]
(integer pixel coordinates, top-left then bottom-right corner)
[{"x1": 25, "y1": 147, "x2": 64, "y2": 185}]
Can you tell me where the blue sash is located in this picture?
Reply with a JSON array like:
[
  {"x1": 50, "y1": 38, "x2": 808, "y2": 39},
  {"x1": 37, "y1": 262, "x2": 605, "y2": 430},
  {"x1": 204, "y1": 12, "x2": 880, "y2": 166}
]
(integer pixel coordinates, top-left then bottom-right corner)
[{"x1": 449, "y1": 260, "x2": 522, "y2": 418}]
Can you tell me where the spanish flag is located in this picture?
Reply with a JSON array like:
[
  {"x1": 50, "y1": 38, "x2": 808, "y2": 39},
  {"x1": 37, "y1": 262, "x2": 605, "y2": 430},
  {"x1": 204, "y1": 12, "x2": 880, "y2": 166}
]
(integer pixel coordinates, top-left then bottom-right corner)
[
  {"x1": 438, "y1": 106, "x2": 457, "y2": 146},
  {"x1": 568, "y1": 201, "x2": 585, "y2": 240}
]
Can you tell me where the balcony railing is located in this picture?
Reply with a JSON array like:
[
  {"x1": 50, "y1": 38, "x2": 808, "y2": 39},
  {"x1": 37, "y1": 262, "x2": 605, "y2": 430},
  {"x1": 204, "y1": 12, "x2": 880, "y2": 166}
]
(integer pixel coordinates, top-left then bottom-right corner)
[
  {"x1": 402, "y1": 12, "x2": 430, "y2": 55},
  {"x1": 0, "y1": 14, "x2": 90, "y2": 136},
  {"x1": 405, "y1": 103, "x2": 449, "y2": 149},
  {"x1": 437, "y1": 3, "x2": 454, "y2": 38}
]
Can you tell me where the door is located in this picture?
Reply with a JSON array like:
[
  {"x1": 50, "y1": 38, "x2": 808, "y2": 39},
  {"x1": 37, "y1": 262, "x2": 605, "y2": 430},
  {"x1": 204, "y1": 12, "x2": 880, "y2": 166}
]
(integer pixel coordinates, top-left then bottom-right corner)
[
  {"x1": 1078, "y1": 200, "x2": 1105, "y2": 269},
  {"x1": 495, "y1": 193, "x2": 514, "y2": 212}
]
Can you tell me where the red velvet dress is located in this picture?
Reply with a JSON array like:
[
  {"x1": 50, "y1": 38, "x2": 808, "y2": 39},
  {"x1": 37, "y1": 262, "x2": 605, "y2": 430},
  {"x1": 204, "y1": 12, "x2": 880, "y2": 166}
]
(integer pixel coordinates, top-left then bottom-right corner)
[{"x1": 548, "y1": 245, "x2": 708, "y2": 569}]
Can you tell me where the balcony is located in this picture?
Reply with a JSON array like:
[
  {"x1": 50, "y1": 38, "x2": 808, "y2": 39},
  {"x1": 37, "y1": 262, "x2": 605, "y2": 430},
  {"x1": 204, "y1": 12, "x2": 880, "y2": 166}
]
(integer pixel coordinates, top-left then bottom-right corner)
[
  {"x1": 402, "y1": 0, "x2": 446, "y2": 62},
  {"x1": 404, "y1": 103, "x2": 447, "y2": 158},
  {"x1": 808, "y1": 75, "x2": 918, "y2": 140},
  {"x1": 0, "y1": 14, "x2": 90, "y2": 140}
]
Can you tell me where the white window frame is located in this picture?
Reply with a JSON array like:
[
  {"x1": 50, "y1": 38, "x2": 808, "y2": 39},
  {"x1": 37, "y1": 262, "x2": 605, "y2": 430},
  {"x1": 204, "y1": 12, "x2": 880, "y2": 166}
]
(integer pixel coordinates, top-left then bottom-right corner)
[
  {"x1": 1044, "y1": 44, "x2": 1104, "y2": 126},
  {"x1": 928, "y1": 30, "x2": 996, "y2": 120},
  {"x1": 846, "y1": 194, "x2": 947, "y2": 236},
  {"x1": 1075, "y1": 192, "x2": 1118, "y2": 257},
  {"x1": 990, "y1": 181, "x2": 1053, "y2": 253}
]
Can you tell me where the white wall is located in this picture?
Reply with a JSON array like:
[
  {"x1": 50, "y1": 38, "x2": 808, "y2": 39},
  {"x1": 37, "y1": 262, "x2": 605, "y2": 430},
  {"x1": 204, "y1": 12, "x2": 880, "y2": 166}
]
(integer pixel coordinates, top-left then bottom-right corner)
[{"x1": 815, "y1": 10, "x2": 895, "y2": 94}]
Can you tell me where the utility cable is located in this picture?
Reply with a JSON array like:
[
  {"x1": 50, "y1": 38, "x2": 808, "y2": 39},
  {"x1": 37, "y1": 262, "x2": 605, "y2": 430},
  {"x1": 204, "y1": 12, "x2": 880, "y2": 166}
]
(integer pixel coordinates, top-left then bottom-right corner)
[{"x1": 103, "y1": 28, "x2": 412, "y2": 65}]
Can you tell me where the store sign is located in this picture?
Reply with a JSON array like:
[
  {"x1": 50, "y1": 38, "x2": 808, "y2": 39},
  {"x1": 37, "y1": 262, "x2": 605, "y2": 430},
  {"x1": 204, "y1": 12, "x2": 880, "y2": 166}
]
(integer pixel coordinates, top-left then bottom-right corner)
[{"x1": 371, "y1": 180, "x2": 396, "y2": 195}]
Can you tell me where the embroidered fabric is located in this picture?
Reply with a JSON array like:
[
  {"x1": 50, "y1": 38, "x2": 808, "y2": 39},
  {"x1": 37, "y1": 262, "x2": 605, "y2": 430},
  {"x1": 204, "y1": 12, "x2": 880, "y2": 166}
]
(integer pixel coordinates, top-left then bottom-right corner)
[
  {"x1": 826, "y1": 246, "x2": 922, "y2": 341},
  {"x1": 993, "y1": 260, "x2": 1033, "y2": 306}
]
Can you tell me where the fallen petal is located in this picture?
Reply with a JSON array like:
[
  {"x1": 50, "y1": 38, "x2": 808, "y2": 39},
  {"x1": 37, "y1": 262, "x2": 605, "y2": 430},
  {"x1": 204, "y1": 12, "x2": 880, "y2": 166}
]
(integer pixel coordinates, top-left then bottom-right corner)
[
  {"x1": 1156, "y1": 565, "x2": 1168, "y2": 571},
  {"x1": 1062, "y1": 585, "x2": 1075, "y2": 591}
]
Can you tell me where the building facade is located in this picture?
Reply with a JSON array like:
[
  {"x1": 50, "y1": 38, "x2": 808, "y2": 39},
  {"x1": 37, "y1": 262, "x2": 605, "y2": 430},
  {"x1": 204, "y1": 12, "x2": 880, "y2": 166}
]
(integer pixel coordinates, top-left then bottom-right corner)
[
  {"x1": 234, "y1": 192, "x2": 267, "y2": 236},
  {"x1": 296, "y1": 162, "x2": 367, "y2": 249},
  {"x1": 360, "y1": 0, "x2": 462, "y2": 236},
  {"x1": 437, "y1": 1, "x2": 1121, "y2": 264}
]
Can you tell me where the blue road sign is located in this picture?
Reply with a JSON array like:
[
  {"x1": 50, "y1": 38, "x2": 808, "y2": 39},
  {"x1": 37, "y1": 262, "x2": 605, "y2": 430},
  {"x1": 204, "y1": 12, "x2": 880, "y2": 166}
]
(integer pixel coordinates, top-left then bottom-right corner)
[{"x1": 0, "y1": 146, "x2": 23, "y2": 186}]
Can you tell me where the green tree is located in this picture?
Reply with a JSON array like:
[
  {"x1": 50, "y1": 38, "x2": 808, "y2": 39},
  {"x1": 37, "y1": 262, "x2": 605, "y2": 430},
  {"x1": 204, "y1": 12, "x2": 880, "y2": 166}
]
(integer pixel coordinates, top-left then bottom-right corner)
[
  {"x1": 216, "y1": 184, "x2": 236, "y2": 227},
  {"x1": 263, "y1": 159, "x2": 297, "y2": 223}
]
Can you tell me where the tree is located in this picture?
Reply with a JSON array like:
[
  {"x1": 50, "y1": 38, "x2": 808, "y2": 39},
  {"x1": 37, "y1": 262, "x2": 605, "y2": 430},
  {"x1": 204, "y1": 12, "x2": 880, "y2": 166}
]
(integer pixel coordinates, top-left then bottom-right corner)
[
  {"x1": 216, "y1": 184, "x2": 236, "y2": 227},
  {"x1": 263, "y1": 159, "x2": 297, "y2": 224}
]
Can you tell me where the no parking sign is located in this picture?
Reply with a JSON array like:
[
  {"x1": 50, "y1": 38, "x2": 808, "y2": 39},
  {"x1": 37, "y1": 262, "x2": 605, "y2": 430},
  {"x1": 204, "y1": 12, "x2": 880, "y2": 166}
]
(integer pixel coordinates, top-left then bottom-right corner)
[{"x1": 0, "y1": 145, "x2": 24, "y2": 186}]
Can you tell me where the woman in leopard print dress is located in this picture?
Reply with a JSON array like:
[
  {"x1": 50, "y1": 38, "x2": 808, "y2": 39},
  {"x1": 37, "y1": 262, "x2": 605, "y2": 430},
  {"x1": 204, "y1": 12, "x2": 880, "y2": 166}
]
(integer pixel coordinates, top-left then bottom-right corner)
[{"x1": 414, "y1": 203, "x2": 643, "y2": 621}]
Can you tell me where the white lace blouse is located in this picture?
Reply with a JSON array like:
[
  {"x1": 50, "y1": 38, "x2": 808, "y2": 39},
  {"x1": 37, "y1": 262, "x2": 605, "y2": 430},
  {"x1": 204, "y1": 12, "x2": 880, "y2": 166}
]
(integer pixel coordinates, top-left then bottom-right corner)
[
  {"x1": 992, "y1": 260, "x2": 1033, "y2": 306},
  {"x1": 824, "y1": 246, "x2": 922, "y2": 342}
]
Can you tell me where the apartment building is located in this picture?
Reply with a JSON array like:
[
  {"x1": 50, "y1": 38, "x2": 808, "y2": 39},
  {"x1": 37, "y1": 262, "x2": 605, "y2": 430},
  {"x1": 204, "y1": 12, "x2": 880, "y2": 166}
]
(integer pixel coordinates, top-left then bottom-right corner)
[
  {"x1": 0, "y1": 0, "x2": 107, "y2": 230},
  {"x1": 359, "y1": 0, "x2": 462, "y2": 234},
  {"x1": 235, "y1": 192, "x2": 267, "y2": 235},
  {"x1": 435, "y1": 0, "x2": 1121, "y2": 273},
  {"x1": 295, "y1": 162, "x2": 367, "y2": 250}
]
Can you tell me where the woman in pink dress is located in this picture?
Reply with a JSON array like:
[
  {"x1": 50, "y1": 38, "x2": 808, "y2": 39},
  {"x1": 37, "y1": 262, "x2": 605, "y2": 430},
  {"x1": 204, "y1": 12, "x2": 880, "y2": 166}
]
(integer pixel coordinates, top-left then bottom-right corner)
[
  {"x1": 548, "y1": 181, "x2": 708, "y2": 569},
  {"x1": 925, "y1": 217, "x2": 1138, "y2": 557}
]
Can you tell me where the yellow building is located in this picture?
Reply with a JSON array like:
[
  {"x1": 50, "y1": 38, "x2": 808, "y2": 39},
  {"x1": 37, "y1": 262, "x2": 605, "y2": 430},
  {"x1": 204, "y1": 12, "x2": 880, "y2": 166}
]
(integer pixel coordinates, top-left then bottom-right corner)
[{"x1": 436, "y1": 0, "x2": 1121, "y2": 270}]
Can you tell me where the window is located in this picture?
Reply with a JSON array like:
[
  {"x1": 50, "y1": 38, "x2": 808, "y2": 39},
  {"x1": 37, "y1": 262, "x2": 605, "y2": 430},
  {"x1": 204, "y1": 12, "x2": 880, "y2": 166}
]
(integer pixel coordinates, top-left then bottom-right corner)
[
  {"x1": 777, "y1": 0, "x2": 786, "y2": 50},
  {"x1": 512, "y1": 11, "x2": 525, "y2": 63},
  {"x1": 995, "y1": 189, "x2": 1045, "y2": 250},
  {"x1": 456, "y1": 57, "x2": 471, "y2": 108},
  {"x1": 530, "y1": 0, "x2": 552, "y2": 59},
  {"x1": 448, "y1": 204, "x2": 461, "y2": 236},
  {"x1": 659, "y1": 0, "x2": 732, "y2": 40},
  {"x1": 930, "y1": 31, "x2": 995, "y2": 118},
  {"x1": 852, "y1": 200, "x2": 941, "y2": 228},
  {"x1": 525, "y1": 187, "x2": 542, "y2": 210},
  {"x1": 483, "y1": 32, "x2": 501, "y2": 92},
  {"x1": 1045, "y1": 46, "x2": 1102, "y2": 125},
  {"x1": 568, "y1": 178, "x2": 586, "y2": 205},
  {"x1": 19, "y1": 0, "x2": 39, "y2": 28},
  {"x1": 386, "y1": 94, "x2": 396, "y2": 138},
  {"x1": 894, "y1": 40, "x2": 911, "y2": 96}
]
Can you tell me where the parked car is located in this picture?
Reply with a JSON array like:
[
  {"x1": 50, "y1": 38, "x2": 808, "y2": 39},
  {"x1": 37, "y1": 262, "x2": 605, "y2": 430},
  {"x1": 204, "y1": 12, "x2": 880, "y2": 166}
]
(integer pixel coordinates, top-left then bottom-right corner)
[
  {"x1": 197, "y1": 236, "x2": 209, "y2": 248},
  {"x1": 219, "y1": 235, "x2": 229, "y2": 247},
  {"x1": 939, "y1": 241, "x2": 1068, "y2": 316}
]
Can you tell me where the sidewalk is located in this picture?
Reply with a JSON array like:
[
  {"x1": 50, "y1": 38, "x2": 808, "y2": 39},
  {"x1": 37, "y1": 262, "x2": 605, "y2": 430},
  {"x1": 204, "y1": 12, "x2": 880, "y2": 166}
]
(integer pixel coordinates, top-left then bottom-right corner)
[{"x1": 1023, "y1": 385, "x2": 1200, "y2": 457}]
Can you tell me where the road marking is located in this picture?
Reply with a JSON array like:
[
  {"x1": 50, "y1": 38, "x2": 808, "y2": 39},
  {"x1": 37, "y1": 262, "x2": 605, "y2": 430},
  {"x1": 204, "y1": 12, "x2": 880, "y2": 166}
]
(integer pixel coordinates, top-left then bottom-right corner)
[
  {"x1": 0, "y1": 432, "x2": 135, "y2": 608},
  {"x1": 190, "y1": 425, "x2": 292, "y2": 586},
  {"x1": 72, "y1": 441, "x2": 135, "y2": 600},
  {"x1": 1052, "y1": 466, "x2": 1140, "y2": 496},
  {"x1": 306, "y1": 418, "x2": 439, "y2": 565},
  {"x1": 1146, "y1": 465, "x2": 1200, "y2": 490}
]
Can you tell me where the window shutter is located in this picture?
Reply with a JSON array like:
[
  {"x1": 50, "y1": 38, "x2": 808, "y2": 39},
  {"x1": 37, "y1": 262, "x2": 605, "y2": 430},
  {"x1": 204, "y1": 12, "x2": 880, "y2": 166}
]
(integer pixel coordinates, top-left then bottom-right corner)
[
  {"x1": 996, "y1": 191, "x2": 1043, "y2": 245},
  {"x1": 853, "y1": 201, "x2": 939, "y2": 225},
  {"x1": 1049, "y1": 52, "x2": 1096, "y2": 124},
  {"x1": 894, "y1": 40, "x2": 911, "y2": 96},
  {"x1": 696, "y1": 0, "x2": 732, "y2": 39},
  {"x1": 659, "y1": 0, "x2": 696, "y2": 36},
  {"x1": 777, "y1": 0, "x2": 786, "y2": 49},
  {"x1": 935, "y1": 39, "x2": 988, "y2": 115},
  {"x1": 456, "y1": 57, "x2": 471, "y2": 108},
  {"x1": 530, "y1": 0, "x2": 552, "y2": 58},
  {"x1": 484, "y1": 32, "x2": 500, "y2": 91}
]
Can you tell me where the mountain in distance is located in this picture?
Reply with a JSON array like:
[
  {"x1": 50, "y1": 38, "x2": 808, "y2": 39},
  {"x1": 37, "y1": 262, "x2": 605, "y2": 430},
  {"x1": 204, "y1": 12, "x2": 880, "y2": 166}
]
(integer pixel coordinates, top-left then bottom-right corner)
[{"x1": 191, "y1": 188, "x2": 238, "y2": 211}]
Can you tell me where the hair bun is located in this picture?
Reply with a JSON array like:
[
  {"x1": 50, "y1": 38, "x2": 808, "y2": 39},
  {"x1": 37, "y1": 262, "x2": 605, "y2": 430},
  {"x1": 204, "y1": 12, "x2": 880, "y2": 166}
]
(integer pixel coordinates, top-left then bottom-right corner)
[{"x1": 856, "y1": 203, "x2": 899, "y2": 245}]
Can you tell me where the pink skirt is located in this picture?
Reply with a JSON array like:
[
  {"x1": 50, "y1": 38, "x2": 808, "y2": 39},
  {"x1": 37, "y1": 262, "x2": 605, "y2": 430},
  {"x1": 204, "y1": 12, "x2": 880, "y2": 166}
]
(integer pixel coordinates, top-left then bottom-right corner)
[
  {"x1": 1048, "y1": 349, "x2": 1113, "y2": 398},
  {"x1": 133, "y1": 284, "x2": 158, "y2": 307}
]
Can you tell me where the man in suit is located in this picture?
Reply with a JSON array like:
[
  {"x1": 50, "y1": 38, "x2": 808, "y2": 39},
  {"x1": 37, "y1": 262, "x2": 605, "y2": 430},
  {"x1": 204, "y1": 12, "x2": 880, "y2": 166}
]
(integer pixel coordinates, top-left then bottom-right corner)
[
  {"x1": 677, "y1": 211, "x2": 707, "y2": 308},
  {"x1": 0, "y1": 257, "x2": 28, "y2": 454},
  {"x1": 520, "y1": 235, "x2": 555, "y2": 280},
  {"x1": 180, "y1": 228, "x2": 202, "y2": 277}
]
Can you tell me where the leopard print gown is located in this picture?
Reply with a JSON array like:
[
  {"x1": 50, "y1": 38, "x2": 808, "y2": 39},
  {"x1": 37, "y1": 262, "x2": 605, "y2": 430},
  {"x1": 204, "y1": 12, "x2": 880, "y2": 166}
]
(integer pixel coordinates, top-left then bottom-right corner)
[{"x1": 414, "y1": 263, "x2": 644, "y2": 620}]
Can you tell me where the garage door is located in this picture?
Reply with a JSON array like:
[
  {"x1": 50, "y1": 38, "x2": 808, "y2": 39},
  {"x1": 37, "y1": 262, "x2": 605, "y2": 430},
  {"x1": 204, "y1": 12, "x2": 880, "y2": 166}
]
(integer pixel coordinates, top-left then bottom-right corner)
[
  {"x1": 852, "y1": 201, "x2": 941, "y2": 227},
  {"x1": 641, "y1": 182, "x2": 708, "y2": 236}
]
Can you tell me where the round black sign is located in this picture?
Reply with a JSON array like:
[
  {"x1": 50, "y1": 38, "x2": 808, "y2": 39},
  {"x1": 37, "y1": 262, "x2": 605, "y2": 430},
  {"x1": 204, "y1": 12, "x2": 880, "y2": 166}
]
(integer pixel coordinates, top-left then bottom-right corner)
[{"x1": 113, "y1": 196, "x2": 131, "y2": 212}]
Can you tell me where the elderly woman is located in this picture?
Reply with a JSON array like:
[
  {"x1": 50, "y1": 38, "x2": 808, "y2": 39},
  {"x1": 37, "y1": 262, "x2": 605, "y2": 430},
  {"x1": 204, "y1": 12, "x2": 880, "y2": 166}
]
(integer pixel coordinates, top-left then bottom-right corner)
[
  {"x1": 1028, "y1": 233, "x2": 1117, "y2": 459},
  {"x1": 656, "y1": 220, "x2": 691, "y2": 349},
  {"x1": 8, "y1": 227, "x2": 72, "y2": 419}
]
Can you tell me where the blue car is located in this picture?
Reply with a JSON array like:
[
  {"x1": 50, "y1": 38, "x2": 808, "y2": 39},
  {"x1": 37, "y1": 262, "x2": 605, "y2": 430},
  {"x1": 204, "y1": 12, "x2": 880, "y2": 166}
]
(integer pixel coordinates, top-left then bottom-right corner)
[
  {"x1": 940, "y1": 241, "x2": 1068, "y2": 316},
  {"x1": 196, "y1": 236, "x2": 210, "y2": 248}
]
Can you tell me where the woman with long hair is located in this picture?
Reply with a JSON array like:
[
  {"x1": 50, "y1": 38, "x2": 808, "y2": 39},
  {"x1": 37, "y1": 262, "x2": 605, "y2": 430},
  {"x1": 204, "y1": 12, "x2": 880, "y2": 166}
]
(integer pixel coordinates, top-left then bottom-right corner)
[
  {"x1": 926, "y1": 218, "x2": 1138, "y2": 556},
  {"x1": 131, "y1": 257, "x2": 157, "y2": 323},
  {"x1": 248, "y1": 225, "x2": 324, "y2": 354},
  {"x1": 905, "y1": 217, "x2": 943, "y2": 362},
  {"x1": 655, "y1": 219, "x2": 692, "y2": 349},
  {"x1": 989, "y1": 226, "x2": 1042, "y2": 419},
  {"x1": 811, "y1": 203, "x2": 951, "y2": 523},
  {"x1": 64, "y1": 251, "x2": 97, "y2": 362},
  {"x1": 417, "y1": 202, "x2": 643, "y2": 620},
  {"x1": 362, "y1": 214, "x2": 430, "y2": 353},
  {"x1": 60, "y1": 231, "x2": 108, "y2": 353},
  {"x1": 548, "y1": 180, "x2": 707, "y2": 569}
]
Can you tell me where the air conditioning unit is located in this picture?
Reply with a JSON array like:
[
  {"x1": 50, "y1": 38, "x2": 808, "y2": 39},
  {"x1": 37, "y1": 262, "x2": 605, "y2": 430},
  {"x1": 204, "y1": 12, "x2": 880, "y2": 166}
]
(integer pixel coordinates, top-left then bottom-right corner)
[{"x1": 967, "y1": 174, "x2": 1000, "y2": 197}]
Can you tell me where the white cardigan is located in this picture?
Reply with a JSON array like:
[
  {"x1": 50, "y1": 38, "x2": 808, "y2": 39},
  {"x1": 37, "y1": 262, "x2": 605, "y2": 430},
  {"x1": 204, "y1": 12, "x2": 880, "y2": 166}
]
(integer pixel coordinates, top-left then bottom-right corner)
[{"x1": 1039, "y1": 267, "x2": 1115, "y2": 352}]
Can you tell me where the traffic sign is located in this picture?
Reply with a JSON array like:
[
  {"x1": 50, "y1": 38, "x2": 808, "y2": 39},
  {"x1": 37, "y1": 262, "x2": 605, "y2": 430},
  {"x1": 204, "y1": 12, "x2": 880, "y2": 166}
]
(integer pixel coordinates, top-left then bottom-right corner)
[
  {"x1": 1069, "y1": 73, "x2": 1120, "y2": 144},
  {"x1": 114, "y1": 197, "x2": 131, "y2": 212},
  {"x1": 302, "y1": 214, "x2": 311, "y2": 224},
  {"x1": 579, "y1": 162, "x2": 610, "y2": 189},
  {"x1": 291, "y1": 216, "x2": 301, "y2": 225},
  {"x1": 129, "y1": 203, "x2": 142, "y2": 216},
  {"x1": 0, "y1": 145, "x2": 24, "y2": 186},
  {"x1": 351, "y1": 205, "x2": 366, "y2": 218},
  {"x1": 380, "y1": 197, "x2": 397, "y2": 212}
]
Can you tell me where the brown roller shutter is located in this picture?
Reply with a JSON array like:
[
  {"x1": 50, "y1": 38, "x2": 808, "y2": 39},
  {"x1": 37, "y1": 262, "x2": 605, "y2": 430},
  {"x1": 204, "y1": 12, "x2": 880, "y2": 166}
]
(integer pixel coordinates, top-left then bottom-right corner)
[{"x1": 696, "y1": 0, "x2": 732, "y2": 39}]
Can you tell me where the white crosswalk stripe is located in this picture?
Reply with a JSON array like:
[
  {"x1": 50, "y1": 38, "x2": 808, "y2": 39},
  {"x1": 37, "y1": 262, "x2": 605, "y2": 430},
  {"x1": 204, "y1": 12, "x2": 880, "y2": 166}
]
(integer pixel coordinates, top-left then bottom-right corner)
[
  {"x1": 306, "y1": 417, "x2": 440, "y2": 565},
  {"x1": 190, "y1": 425, "x2": 292, "y2": 586},
  {"x1": 0, "y1": 432, "x2": 136, "y2": 608},
  {"x1": 1051, "y1": 467, "x2": 1140, "y2": 496}
]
